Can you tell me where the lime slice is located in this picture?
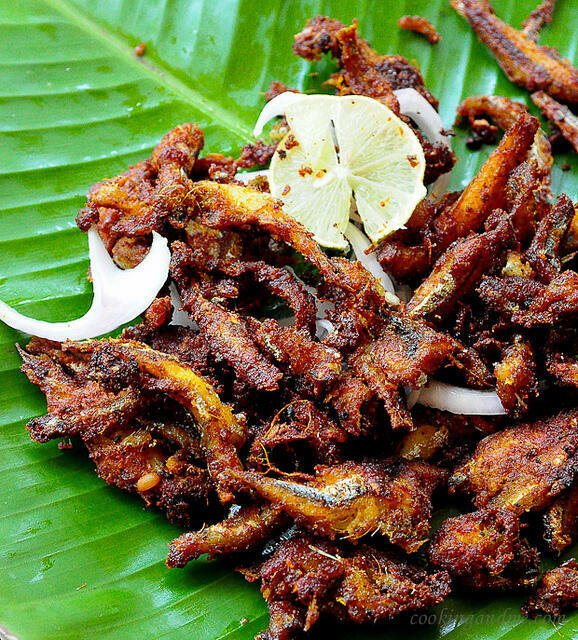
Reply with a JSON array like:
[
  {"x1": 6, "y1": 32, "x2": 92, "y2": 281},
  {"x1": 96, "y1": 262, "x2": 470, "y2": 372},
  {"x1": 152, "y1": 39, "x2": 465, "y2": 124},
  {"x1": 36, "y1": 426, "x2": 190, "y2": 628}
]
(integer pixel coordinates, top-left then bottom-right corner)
[{"x1": 267, "y1": 93, "x2": 427, "y2": 248}]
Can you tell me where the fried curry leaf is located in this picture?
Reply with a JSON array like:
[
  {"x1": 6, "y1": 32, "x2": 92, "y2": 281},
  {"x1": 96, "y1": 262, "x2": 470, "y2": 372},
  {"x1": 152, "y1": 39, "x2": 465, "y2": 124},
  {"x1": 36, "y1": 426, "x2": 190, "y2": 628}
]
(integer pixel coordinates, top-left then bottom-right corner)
[{"x1": 0, "y1": 1, "x2": 576, "y2": 639}]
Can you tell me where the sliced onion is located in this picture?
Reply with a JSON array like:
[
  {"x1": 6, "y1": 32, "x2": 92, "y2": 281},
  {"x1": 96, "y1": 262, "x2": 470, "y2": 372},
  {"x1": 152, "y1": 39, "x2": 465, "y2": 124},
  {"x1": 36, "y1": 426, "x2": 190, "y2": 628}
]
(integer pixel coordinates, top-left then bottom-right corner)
[
  {"x1": 253, "y1": 91, "x2": 303, "y2": 137},
  {"x1": 344, "y1": 223, "x2": 400, "y2": 304},
  {"x1": 393, "y1": 88, "x2": 452, "y2": 198},
  {"x1": 409, "y1": 381, "x2": 506, "y2": 415},
  {"x1": 0, "y1": 227, "x2": 170, "y2": 340},
  {"x1": 234, "y1": 169, "x2": 270, "y2": 184},
  {"x1": 315, "y1": 318, "x2": 335, "y2": 340},
  {"x1": 169, "y1": 283, "x2": 197, "y2": 329},
  {"x1": 394, "y1": 88, "x2": 449, "y2": 147}
]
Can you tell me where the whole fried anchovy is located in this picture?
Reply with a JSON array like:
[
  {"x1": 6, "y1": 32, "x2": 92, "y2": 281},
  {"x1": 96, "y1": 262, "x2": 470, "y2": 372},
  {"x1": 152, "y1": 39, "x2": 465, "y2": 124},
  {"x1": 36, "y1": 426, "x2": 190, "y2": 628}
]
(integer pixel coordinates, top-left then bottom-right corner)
[
  {"x1": 532, "y1": 90, "x2": 578, "y2": 152},
  {"x1": 452, "y1": 0, "x2": 578, "y2": 104}
]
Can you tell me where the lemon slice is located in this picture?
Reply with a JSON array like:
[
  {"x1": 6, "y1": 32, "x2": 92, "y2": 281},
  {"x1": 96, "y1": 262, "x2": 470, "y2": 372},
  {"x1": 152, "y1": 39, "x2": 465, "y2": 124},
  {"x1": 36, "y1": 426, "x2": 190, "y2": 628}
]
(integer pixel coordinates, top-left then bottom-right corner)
[{"x1": 266, "y1": 93, "x2": 427, "y2": 249}]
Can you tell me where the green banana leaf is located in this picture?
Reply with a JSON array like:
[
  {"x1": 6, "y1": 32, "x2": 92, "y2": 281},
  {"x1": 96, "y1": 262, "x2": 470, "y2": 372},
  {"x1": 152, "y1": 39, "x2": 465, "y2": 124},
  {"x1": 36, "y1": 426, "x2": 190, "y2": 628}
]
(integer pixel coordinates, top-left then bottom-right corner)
[{"x1": 0, "y1": 0, "x2": 576, "y2": 638}]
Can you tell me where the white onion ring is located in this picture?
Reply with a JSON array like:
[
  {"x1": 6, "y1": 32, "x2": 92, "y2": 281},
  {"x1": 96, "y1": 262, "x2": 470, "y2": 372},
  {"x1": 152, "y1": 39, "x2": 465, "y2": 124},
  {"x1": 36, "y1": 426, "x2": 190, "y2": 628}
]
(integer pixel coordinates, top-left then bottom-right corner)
[
  {"x1": 253, "y1": 92, "x2": 302, "y2": 137},
  {"x1": 394, "y1": 88, "x2": 450, "y2": 147},
  {"x1": 393, "y1": 88, "x2": 452, "y2": 198},
  {"x1": 344, "y1": 223, "x2": 399, "y2": 304},
  {"x1": 408, "y1": 381, "x2": 506, "y2": 415},
  {"x1": 315, "y1": 318, "x2": 335, "y2": 339},
  {"x1": 0, "y1": 228, "x2": 170, "y2": 340}
]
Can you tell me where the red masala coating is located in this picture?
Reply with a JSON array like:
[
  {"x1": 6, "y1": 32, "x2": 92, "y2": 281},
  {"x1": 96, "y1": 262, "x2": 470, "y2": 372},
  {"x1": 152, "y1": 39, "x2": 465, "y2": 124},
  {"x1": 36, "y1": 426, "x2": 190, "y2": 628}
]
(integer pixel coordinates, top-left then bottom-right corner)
[
  {"x1": 357, "y1": 316, "x2": 458, "y2": 389},
  {"x1": 249, "y1": 398, "x2": 348, "y2": 469},
  {"x1": 452, "y1": 0, "x2": 578, "y2": 104},
  {"x1": 479, "y1": 269, "x2": 578, "y2": 328},
  {"x1": 349, "y1": 348, "x2": 413, "y2": 432},
  {"x1": 523, "y1": 559, "x2": 578, "y2": 617},
  {"x1": 229, "y1": 459, "x2": 445, "y2": 552},
  {"x1": 450, "y1": 410, "x2": 578, "y2": 514},
  {"x1": 248, "y1": 318, "x2": 342, "y2": 391},
  {"x1": 398, "y1": 15, "x2": 441, "y2": 44},
  {"x1": 545, "y1": 328, "x2": 578, "y2": 389},
  {"x1": 243, "y1": 531, "x2": 451, "y2": 639},
  {"x1": 179, "y1": 283, "x2": 283, "y2": 392},
  {"x1": 428, "y1": 508, "x2": 540, "y2": 589},
  {"x1": 505, "y1": 158, "x2": 551, "y2": 243},
  {"x1": 532, "y1": 90, "x2": 578, "y2": 153},
  {"x1": 62, "y1": 339, "x2": 246, "y2": 504}
]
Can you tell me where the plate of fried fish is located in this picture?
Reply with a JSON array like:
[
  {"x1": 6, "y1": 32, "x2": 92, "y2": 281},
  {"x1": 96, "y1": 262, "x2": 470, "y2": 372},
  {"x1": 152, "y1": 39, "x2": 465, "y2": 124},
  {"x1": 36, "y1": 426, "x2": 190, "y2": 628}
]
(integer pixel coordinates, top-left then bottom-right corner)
[{"x1": 0, "y1": 1, "x2": 577, "y2": 639}]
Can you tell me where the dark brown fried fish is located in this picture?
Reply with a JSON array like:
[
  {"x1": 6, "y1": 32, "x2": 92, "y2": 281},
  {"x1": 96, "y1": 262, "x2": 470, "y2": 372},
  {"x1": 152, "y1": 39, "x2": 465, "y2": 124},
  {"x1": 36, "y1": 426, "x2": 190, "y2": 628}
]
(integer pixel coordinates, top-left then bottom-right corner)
[
  {"x1": 19, "y1": 340, "x2": 215, "y2": 527},
  {"x1": 242, "y1": 531, "x2": 451, "y2": 639},
  {"x1": 532, "y1": 90, "x2": 578, "y2": 153},
  {"x1": 543, "y1": 485, "x2": 578, "y2": 554},
  {"x1": 64, "y1": 338, "x2": 247, "y2": 503},
  {"x1": 450, "y1": 410, "x2": 578, "y2": 514},
  {"x1": 452, "y1": 0, "x2": 578, "y2": 104},
  {"x1": 229, "y1": 459, "x2": 444, "y2": 552},
  {"x1": 523, "y1": 559, "x2": 578, "y2": 617},
  {"x1": 428, "y1": 508, "x2": 540, "y2": 589}
]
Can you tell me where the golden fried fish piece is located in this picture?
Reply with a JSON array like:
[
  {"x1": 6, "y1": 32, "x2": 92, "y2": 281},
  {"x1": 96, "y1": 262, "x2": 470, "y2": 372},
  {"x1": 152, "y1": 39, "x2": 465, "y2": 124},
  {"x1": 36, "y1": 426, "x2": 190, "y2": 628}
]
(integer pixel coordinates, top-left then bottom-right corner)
[
  {"x1": 523, "y1": 559, "x2": 578, "y2": 618},
  {"x1": 431, "y1": 113, "x2": 539, "y2": 251},
  {"x1": 407, "y1": 215, "x2": 513, "y2": 320},
  {"x1": 428, "y1": 508, "x2": 540, "y2": 590},
  {"x1": 167, "y1": 503, "x2": 288, "y2": 567},
  {"x1": 229, "y1": 459, "x2": 445, "y2": 552},
  {"x1": 66, "y1": 338, "x2": 246, "y2": 503},
  {"x1": 494, "y1": 337, "x2": 537, "y2": 418},
  {"x1": 543, "y1": 484, "x2": 578, "y2": 554},
  {"x1": 450, "y1": 410, "x2": 578, "y2": 514}
]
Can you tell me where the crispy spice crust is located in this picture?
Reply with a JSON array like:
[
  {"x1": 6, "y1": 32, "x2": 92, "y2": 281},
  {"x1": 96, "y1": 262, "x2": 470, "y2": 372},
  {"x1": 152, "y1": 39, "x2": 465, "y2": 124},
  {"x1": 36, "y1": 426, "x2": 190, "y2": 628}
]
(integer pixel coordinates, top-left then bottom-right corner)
[
  {"x1": 523, "y1": 560, "x2": 578, "y2": 617},
  {"x1": 398, "y1": 15, "x2": 441, "y2": 44},
  {"x1": 16, "y1": 12, "x2": 578, "y2": 639},
  {"x1": 531, "y1": 90, "x2": 578, "y2": 152},
  {"x1": 452, "y1": 0, "x2": 578, "y2": 104}
]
